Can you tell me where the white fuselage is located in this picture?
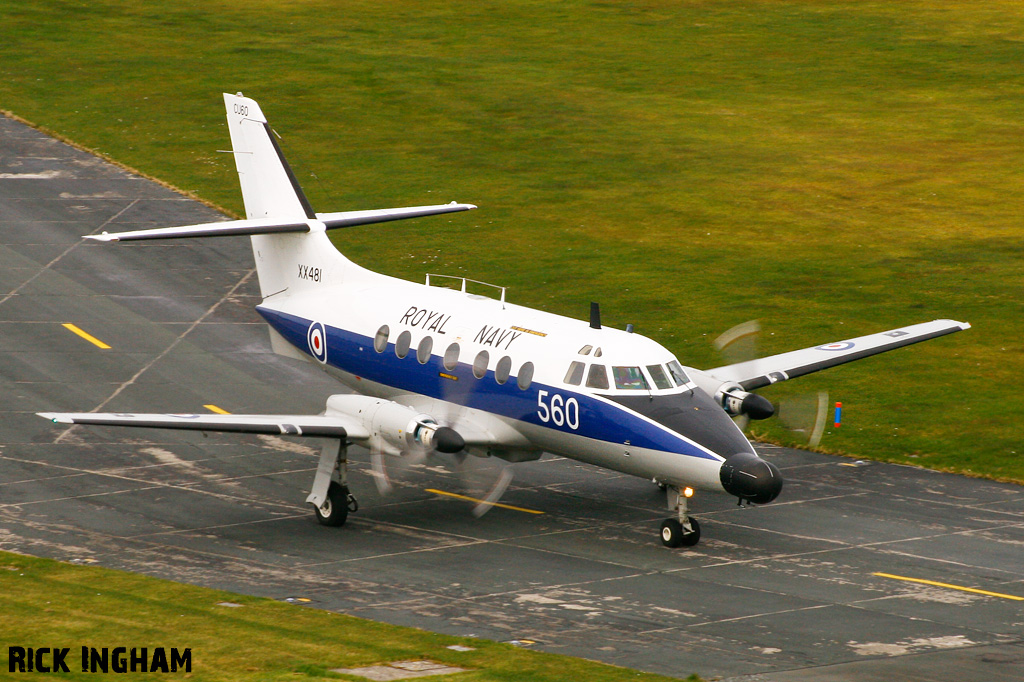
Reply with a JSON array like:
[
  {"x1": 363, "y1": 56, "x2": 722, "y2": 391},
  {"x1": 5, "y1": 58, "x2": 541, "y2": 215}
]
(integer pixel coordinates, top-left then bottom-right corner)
[{"x1": 251, "y1": 230, "x2": 753, "y2": 494}]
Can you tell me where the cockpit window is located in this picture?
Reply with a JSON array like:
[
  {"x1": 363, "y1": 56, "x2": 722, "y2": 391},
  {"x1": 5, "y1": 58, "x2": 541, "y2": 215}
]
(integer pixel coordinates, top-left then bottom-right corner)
[
  {"x1": 646, "y1": 364, "x2": 673, "y2": 390},
  {"x1": 586, "y1": 364, "x2": 609, "y2": 390},
  {"x1": 613, "y1": 366, "x2": 649, "y2": 390},
  {"x1": 593, "y1": 347, "x2": 603, "y2": 358},
  {"x1": 667, "y1": 360, "x2": 690, "y2": 386},
  {"x1": 578, "y1": 345, "x2": 593, "y2": 356},
  {"x1": 564, "y1": 361, "x2": 584, "y2": 386}
]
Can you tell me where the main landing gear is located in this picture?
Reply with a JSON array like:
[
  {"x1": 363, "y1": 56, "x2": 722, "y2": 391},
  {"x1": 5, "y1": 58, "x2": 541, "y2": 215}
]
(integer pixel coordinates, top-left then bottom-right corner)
[
  {"x1": 307, "y1": 440, "x2": 358, "y2": 527},
  {"x1": 661, "y1": 485, "x2": 701, "y2": 548}
]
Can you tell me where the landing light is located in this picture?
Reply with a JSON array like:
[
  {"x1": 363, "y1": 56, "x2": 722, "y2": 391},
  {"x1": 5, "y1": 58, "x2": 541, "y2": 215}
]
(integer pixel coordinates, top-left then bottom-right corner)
[{"x1": 683, "y1": 487, "x2": 694, "y2": 498}]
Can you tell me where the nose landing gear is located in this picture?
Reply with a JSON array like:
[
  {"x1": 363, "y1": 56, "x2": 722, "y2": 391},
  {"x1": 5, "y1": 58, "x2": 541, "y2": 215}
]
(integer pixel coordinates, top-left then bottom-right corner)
[{"x1": 661, "y1": 485, "x2": 701, "y2": 548}]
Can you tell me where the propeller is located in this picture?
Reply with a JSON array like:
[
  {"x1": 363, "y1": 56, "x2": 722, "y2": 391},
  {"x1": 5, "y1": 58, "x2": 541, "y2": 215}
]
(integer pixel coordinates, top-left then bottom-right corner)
[
  {"x1": 713, "y1": 320, "x2": 829, "y2": 447},
  {"x1": 368, "y1": 416, "x2": 463, "y2": 494},
  {"x1": 457, "y1": 451, "x2": 515, "y2": 518},
  {"x1": 775, "y1": 391, "x2": 829, "y2": 448},
  {"x1": 369, "y1": 397, "x2": 515, "y2": 517},
  {"x1": 431, "y1": 396, "x2": 515, "y2": 518}
]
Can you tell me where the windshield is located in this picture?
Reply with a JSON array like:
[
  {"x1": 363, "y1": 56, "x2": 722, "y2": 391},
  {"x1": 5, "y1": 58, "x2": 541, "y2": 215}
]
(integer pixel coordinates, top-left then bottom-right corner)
[
  {"x1": 567, "y1": 358, "x2": 692, "y2": 393},
  {"x1": 646, "y1": 364, "x2": 673, "y2": 390},
  {"x1": 666, "y1": 360, "x2": 690, "y2": 386},
  {"x1": 612, "y1": 366, "x2": 649, "y2": 390},
  {"x1": 586, "y1": 364, "x2": 609, "y2": 389}
]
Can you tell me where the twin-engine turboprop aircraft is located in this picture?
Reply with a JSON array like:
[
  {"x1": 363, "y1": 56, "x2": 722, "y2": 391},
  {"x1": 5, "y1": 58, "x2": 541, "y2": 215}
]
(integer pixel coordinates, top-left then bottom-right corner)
[{"x1": 39, "y1": 94, "x2": 970, "y2": 547}]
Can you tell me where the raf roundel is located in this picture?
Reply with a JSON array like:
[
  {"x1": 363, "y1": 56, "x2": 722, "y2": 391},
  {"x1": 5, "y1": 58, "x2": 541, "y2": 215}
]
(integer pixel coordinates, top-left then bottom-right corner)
[
  {"x1": 307, "y1": 321, "x2": 328, "y2": 364},
  {"x1": 816, "y1": 341, "x2": 855, "y2": 352}
]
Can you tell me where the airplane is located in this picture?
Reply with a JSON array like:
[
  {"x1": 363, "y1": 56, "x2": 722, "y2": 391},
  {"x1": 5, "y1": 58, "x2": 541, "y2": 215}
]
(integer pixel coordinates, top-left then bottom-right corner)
[{"x1": 38, "y1": 93, "x2": 970, "y2": 548}]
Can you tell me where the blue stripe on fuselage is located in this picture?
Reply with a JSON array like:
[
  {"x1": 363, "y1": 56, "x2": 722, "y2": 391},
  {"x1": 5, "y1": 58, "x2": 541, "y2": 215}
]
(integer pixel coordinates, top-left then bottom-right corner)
[{"x1": 256, "y1": 307, "x2": 718, "y2": 460}]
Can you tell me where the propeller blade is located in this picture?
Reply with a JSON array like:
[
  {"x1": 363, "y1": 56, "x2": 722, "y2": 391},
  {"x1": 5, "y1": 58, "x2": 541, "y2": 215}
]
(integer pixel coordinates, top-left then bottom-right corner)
[
  {"x1": 714, "y1": 320, "x2": 761, "y2": 366},
  {"x1": 777, "y1": 391, "x2": 830, "y2": 447},
  {"x1": 471, "y1": 466, "x2": 514, "y2": 518},
  {"x1": 369, "y1": 441, "x2": 394, "y2": 495},
  {"x1": 714, "y1": 321, "x2": 829, "y2": 447}
]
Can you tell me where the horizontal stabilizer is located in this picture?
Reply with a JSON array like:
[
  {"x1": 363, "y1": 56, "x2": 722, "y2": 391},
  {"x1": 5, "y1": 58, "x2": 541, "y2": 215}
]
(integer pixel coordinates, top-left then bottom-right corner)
[
  {"x1": 37, "y1": 411, "x2": 371, "y2": 440},
  {"x1": 707, "y1": 319, "x2": 971, "y2": 390},
  {"x1": 86, "y1": 218, "x2": 312, "y2": 242},
  {"x1": 84, "y1": 202, "x2": 476, "y2": 242},
  {"x1": 317, "y1": 202, "x2": 476, "y2": 229}
]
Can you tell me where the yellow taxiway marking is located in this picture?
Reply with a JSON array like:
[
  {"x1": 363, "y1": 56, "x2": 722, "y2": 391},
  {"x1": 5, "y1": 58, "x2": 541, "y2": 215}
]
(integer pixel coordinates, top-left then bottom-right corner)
[
  {"x1": 874, "y1": 572, "x2": 1024, "y2": 601},
  {"x1": 62, "y1": 323, "x2": 111, "y2": 349},
  {"x1": 425, "y1": 488, "x2": 545, "y2": 515},
  {"x1": 203, "y1": 404, "x2": 231, "y2": 414}
]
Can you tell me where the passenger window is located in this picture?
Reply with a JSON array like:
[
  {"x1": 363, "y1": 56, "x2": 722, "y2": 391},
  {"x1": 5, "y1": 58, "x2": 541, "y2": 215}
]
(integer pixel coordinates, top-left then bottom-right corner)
[
  {"x1": 613, "y1": 366, "x2": 649, "y2": 390},
  {"x1": 473, "y1": 350, "x2": 489, "y2": 379},
  {"x1": 495, "y1": 356, "x2": 512, "y2": 384},
  {"x1": 586, "y1": 364, "x2": 609, "y2": 390},
  {"x1": 579, "y1": 345, "x2": 593, "y2": 356},
  {"x1": 395, "y1": 330, "x2": 412, "y2": 358},
  {"x1": 647, "y1": 364, "x2": 672, "y2": 390},
  {"x1": 564, "y1": 361, "x2": 584, "y2": 386},
  {"x1": 417, "y1": 336, "x2": 433, "y2": 364},
  {"x1": 443, "y1": 343, "x2": 460, "y2": 370},
  {"x1": 517, "y1": 362, "x2": 535, "y2": 390},
  {"x1": 667, "y1": 360, "x2": 690, "y2": 386},
  {"x1": 374, "y1": 325, "x2": 389, "y2": 353}
]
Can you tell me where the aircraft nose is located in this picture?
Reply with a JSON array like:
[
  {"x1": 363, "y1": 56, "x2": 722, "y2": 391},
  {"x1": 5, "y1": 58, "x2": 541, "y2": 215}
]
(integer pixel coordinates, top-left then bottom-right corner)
[{"x1": 719, "y1": 452, "x2": 783, "y2": 504}]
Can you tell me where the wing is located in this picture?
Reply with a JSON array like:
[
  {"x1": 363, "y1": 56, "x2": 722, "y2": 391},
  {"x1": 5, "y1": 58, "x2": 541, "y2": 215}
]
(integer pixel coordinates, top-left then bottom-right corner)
[
  {"x1": 706, "y1": 319, "x2": 970, "y2": 391},
  {"x1": 37, "y1": 411, "x2": 371, "y2": 440}
]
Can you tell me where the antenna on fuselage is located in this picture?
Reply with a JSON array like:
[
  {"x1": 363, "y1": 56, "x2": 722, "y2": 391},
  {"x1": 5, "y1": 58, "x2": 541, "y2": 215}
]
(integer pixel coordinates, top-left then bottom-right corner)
[{"x1": 590, "y1": 302, "x2": 602, "y2": 330}]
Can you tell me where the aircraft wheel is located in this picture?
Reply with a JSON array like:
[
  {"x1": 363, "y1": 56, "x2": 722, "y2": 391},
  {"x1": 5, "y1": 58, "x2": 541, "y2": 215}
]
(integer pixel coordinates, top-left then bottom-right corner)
[
  {"x1": 660, "y1": 518, "x2": 701, "y2": 548},
  {"x1": 314, "y1": 482, "x2": 349, "y2": 527},
  {"x1": 661, "y1": 519, "x2": 684, "y2": 547}
]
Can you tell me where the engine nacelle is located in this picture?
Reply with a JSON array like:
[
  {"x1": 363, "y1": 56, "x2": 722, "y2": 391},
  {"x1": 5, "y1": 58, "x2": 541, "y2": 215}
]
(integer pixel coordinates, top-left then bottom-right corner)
[
  {"x1": 324, "y1": 394, "x2": 465, "y2": 453},
  {"x1": 716, "y1": 384, "x2": 775, "y2": 421}
]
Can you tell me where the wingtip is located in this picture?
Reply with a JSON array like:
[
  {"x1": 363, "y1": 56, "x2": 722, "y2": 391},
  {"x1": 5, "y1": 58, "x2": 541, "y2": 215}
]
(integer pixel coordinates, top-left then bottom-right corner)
[
  {"x1": 37, "y1": 412, "x2": 72, "y2": 424},
  {"x1": 938, "y1": 319, "x2": 972, "y2": 331}
]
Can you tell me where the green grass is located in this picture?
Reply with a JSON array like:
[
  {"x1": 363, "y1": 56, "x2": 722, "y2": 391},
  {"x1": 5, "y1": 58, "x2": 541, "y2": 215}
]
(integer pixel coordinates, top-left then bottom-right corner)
[
  {"x1": 2, "y1": 0, "x2": 1022, "y2": 479},
  {"x1": 0, "y1": 551, "x2": 690, "y2": 681}
]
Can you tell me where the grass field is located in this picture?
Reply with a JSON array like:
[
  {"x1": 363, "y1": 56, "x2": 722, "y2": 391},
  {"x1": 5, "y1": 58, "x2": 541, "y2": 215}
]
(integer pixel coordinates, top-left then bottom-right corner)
[
  {"x1": 0, "y1": 550, "x2": 689, "y2": 681},
  {"x1": 1, "y1": 0, "x2": 1021, "y2": 481}
]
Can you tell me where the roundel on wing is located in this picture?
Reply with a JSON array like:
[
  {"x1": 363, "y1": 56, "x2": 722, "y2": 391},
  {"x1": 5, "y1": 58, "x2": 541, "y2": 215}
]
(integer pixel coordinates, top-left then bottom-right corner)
[
  {"x1": 816, "y1": 341, "x2": 855, "y2": 352},
  {"x1": 307, "y1": 321, "x2": 328, "y2": 364}
]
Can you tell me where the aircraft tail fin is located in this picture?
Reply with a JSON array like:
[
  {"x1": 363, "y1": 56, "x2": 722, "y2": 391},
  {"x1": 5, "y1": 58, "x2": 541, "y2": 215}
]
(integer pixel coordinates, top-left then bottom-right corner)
[
  {"x1": 81, "y1": 94, "x2": 476, "y2": 300},
  {"x1": 223, "y1": 92, "x2": 316, "y2": 221}
]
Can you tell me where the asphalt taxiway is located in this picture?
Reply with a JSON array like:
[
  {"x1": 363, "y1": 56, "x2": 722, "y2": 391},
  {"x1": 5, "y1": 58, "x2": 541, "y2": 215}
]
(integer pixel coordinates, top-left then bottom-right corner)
[{"x1": 1, "y1": 113, "x2": 1022, "y2": 681}]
